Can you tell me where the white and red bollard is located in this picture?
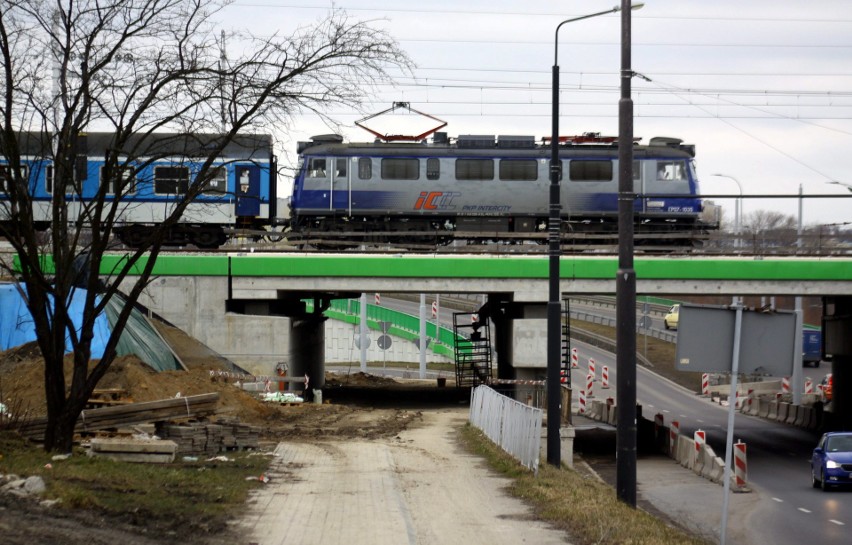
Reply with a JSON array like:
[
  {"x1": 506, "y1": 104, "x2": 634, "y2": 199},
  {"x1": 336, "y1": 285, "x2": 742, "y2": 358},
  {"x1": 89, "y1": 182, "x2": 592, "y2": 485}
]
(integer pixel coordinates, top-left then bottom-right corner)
[
  {"x1": 588, "y1": 358, "x2": 596, "y2": 381},
  {"x1": 654, "y1": 413, "x2": 664, "y2": 431},
  {"x1": 586, "y1": 373, "x2": 594, "y2": 398},
  {"x1": 734, "y1": 441, "x2": 748, "y2": 488},
  {"x1": 601, "y1": 366, "x2": 610, "y2": 389},
  {"x1": 701, "y1": 373, "x2": 710, "y2": 396},
  {"x1": 374, "y1": 292, "x2": 381, "y2": 306},
  {"x1": 571, "y1": 347, "x2": 579, "y2": 369},
  {"x1": 578, "y1": 390, "x2": 587, "y2": 414},
  {"x1": 670, "y1": 420, "x2": 680, "y2": 456},
  {"x1": 694, "y1": 429, "x2": 706, "y2": 463},
  {"x1": 560, "y1": 368, "x2": 568, "y2": 384},
  {"x1": 804, "y1": 378, "x2": 814, "y2": 394},
  {"x1": 781, "y1": 376, "x2": 791, "y2": 394}
]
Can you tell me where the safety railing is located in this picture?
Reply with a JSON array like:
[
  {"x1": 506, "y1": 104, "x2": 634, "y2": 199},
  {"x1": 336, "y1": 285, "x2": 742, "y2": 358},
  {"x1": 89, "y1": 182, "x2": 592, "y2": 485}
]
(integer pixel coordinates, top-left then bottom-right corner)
[{"x1": 469, "y1": 385, "x2": 542, "y2": 474}]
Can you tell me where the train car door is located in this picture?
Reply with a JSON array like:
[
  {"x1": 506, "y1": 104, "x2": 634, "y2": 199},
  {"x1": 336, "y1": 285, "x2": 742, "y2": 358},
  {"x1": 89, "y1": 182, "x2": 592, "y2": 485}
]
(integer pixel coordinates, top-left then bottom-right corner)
[
  {"x1": 330, "y1": 157, "x2": 351, "y2": 214},
  {"x1": 235, "y1": 165, "x2": 261, "y2": 216}
]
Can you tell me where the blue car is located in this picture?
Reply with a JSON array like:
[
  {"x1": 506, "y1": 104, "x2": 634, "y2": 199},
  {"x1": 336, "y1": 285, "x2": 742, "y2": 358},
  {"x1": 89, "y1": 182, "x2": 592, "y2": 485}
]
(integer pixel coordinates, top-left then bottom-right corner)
[{"x1": 811, "y1": 432, "x2": 852, "y2": 490}]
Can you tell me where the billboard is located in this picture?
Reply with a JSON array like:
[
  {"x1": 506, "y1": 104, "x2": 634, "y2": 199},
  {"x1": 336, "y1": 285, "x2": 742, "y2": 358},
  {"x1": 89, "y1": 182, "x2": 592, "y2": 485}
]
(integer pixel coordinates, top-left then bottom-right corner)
[{"x1": 675, "y1": 303, "x2": 797, "y2": 376}]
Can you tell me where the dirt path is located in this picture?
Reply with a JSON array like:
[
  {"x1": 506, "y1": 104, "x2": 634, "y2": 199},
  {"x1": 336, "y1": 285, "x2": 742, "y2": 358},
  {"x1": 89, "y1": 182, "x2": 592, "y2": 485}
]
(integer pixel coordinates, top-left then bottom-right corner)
[{"x1": 238, "y1": 406, "x2": 572, "y2": 545}]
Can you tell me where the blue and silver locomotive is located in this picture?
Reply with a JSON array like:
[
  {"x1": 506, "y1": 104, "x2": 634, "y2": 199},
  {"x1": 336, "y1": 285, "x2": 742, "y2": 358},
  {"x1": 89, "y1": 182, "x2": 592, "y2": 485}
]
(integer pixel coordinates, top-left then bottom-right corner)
[{"x1": 291, "y1": 131, "x2": 712, "y2": 244}]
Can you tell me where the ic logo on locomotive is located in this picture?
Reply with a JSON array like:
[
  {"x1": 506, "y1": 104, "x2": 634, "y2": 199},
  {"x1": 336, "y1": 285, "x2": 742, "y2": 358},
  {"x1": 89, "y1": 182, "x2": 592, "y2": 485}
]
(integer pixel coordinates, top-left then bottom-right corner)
[{"x1": 413, "y1": 191, "x2": 461, "y2": 210}]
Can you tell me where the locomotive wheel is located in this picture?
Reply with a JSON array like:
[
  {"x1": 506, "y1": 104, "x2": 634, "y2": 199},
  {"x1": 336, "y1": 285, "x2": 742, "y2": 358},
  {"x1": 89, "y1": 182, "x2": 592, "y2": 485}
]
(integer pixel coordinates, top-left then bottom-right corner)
[{"x1": 193, "y1": 229, "x2": 225, "y2": 249}]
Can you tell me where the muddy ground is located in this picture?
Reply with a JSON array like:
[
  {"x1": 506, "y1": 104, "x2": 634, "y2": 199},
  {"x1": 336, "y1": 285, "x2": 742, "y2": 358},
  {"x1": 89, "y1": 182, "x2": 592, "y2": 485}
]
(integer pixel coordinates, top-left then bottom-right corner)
[{"x1": 0, "y1": 323, "x2": 464, "y2": 545}]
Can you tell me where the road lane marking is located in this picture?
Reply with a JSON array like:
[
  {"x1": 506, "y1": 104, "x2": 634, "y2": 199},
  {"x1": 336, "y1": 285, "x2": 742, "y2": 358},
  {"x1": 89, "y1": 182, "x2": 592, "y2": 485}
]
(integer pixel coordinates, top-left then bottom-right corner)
[
  {"x1": 829, "y1": 520, "x2": 844, "y2": 526},
  {"x1": 798, "y1": 508, "x2": 811, "y2": 514},
  {"x1": 771, "y1": 497, "x2": 783, "y2": 503}
]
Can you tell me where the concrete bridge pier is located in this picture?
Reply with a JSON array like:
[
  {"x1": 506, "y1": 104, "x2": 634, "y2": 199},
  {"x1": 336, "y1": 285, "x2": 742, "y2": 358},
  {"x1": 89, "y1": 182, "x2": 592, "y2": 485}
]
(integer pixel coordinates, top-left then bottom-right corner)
[
  {"x1": 290, "y1": 314, "x2": 328, "y2": 392},
  {"x1": 825, "y1": 296, "x2": 852, "y2": 430}
]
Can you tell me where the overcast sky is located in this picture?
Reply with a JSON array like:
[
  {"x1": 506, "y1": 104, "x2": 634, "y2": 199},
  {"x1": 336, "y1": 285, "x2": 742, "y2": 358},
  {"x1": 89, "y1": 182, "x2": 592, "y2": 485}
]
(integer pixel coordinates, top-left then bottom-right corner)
[{"x1": 219, "y1": 0, "x2": 852, "y2": 227}]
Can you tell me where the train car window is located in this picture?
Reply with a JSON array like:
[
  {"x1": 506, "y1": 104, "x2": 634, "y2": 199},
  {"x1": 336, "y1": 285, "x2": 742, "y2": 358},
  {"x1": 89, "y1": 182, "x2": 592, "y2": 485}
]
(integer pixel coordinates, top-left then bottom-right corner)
[
  {"x1": 358, "y1": 157, "x2": 372, "y2": 179},
  {"x1": 335, "y1": 158, "x2": 347, "y2": 178},
  {"x1": 426, "y1": 158, "x2": 440, "y2": 180},
  {"x1": 100, "y1": 165, "x2": 137, "y2": 195},
  {"x1": 45, "y1": 165, "x2": 78, "y2": 194},
  {"x1": 633, "y1": 160, "x2": 641, "y2": 181},
  {"x1": 456, "y1": 159, "x2": 494, "y2": 181},
  {"x1": 201, "y1": 166, "x2": 227, "y2": 194},
  {"x1": 656, "y1": 160, "x2": 687, "y2": 181},
  {"x1": 154, "y1": 166, "x2": 190, "y2": 194},
  {"x1": 0, "y1": 164, "x2": 29, "y2": 192},
  {"x1": 381, "y1": 158, "x2": 419, "y2": 180},
  {"x1": 569, "y1": 160, "x2": 613, "y2": 182},
  {"x1": 499, "y1": 159, "x2": 537, "y2": 181},
  {"x1": 307, "y1": 158, "x2": 327, "y2": 179}
]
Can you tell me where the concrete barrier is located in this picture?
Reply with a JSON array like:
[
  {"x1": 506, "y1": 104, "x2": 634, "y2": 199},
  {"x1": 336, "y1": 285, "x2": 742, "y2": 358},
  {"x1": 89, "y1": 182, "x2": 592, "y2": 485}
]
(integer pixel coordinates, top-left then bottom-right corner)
[
  {"x1": 767, "y1": 401, "x2": 778, "y2": 420},
  {"x1": 700, "y1": 445, "x2": 716, "y2": 480},
  {"x1": 785, "y1": 403, "x2": 797, "y2": 425},
  {"x1": 776, "y1": 402, "x2": 789, "y2": 423},
  {"x1": 677, "y1": 435, "x2": 693, "y2": 469},
  {"x1": 758, "y1": 398, "x2": 770, "y2": 418},
  {"x1": 608, "y1": 405, "x2": 618, "y2": 426},
  {"x1": 794, "y1": 405, "x2": 806, "y2": 427}
]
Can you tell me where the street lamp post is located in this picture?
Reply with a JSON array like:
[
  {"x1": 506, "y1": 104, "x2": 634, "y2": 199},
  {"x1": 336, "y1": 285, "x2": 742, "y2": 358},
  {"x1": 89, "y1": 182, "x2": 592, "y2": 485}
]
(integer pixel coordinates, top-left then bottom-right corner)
[
  {"x1": 548, "y1": 4, "x2": 624, "y2": 469},
  {"x1": 710, "y1": 173, "x2": 743, "y2": 249},
  {"x1": 615, "y1": 0, "x2": 644, "y2": 507}
]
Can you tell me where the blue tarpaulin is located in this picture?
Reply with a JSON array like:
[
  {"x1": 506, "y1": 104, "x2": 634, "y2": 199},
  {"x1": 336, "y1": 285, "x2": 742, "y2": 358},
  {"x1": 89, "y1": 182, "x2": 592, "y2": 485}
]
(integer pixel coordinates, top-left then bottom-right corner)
[
  {"x1": 0, "y1": 283, "x2": 180, "y2": 371},
  {"x1": 0, "y1": 283, "x2": 110, "y2": 355}
]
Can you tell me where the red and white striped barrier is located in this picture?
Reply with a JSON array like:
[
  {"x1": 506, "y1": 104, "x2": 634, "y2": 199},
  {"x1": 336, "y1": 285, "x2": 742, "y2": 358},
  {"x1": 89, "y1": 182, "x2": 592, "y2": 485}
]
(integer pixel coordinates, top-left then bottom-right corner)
[
  {"x1": 734, "y1": 441, "x2": 748, "y2": 488},
  {"x1": 588, "y1": 358, "x2": 596, "y2": 381},
  {"x1": 431, "y1": 301, "x2": 438, "y2": 318},
  {"x1": 586, "y1": 373, "x2": 594, "y2": 398},
  {"x1": 670, "y1": 420, "x2": 680, "y2": 456},
  {"x1": 560, "y1": 368, "x2": 568, "y2": 384},
  {"x1": 578, "y1": 390, "x2": 586, "y2": 414},
  {"x1": 694, "y1": 429, "x2": 706, "y2": 462},
  {"x1": 701, "y1": 373, "x2": 710, "y2": 396},
  {"x1": 571, "y1": 347, "x2": 579, "y2": 369},
  {"x1": 654, "y1": 413, "x2": 664, "y2": 430},
  {"x1": 804, "y1": 378, "x2": 813, "y2": 394},
  {"x1": 781, "y1": 376, "x2": 790, "y2": 394},
  {"x1": 374, "y1": 292, "x2": 381, "y2": 306},
  {"x1": 601, "y1": 366, "x2": 610, "y2": 389},
  {"x1": 735, "y1": 390, "x2": 742, "y2": 410},
  {"x1": 471, "y1": 313, "x2": 479, "y2": 324}
]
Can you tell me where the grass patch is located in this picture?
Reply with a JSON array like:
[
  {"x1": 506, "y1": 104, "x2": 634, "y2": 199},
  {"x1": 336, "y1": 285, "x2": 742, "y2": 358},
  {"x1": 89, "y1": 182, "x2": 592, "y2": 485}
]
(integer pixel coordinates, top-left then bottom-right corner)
[
  {"x1": 572, "y1": 321, "x2": 700, "y2": 393},
  {"x1": 0, "y1": 431, "x2": 271, "y2": 535},
  {"x1": 459, "y1": 424, "x2": 710, "y2": 545}
]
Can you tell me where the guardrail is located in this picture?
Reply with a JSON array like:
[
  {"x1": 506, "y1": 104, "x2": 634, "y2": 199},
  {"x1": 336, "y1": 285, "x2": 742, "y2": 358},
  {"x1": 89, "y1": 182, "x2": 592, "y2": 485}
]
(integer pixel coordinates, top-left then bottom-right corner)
[
  {"x1": 469, "y1": 385, "x2": 542, "y2": 474},
  {"x1": 569, "y1": 309, "x2": 677, "y2": 344}
]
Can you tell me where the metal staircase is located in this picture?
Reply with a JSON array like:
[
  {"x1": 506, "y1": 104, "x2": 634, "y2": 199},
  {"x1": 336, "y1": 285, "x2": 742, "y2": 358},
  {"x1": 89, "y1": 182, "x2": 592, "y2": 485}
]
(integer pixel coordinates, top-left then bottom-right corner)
[{"x1": 452, "y1": 312, "x2": 492, "y2": 387}]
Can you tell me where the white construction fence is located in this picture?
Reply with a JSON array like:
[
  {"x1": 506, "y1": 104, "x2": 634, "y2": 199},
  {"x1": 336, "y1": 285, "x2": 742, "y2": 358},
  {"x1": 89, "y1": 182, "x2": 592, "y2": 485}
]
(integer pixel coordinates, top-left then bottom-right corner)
[{"x1": 469, "y1": 385, "x2": 542, "y2": 474}]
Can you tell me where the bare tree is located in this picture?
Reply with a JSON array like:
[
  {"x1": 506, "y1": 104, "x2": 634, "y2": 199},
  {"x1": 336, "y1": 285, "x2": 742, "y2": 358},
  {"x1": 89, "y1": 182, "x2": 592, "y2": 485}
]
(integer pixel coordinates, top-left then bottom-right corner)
[{"x1": 0, "y1": 0, "x2": 408, "y2": 452}]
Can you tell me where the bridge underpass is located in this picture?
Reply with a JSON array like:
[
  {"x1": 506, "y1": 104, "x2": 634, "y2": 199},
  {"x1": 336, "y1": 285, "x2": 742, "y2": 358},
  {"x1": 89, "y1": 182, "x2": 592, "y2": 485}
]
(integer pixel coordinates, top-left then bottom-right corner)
[{"x1": 112, "y1": 253, "x2": 852, "y2": 427}]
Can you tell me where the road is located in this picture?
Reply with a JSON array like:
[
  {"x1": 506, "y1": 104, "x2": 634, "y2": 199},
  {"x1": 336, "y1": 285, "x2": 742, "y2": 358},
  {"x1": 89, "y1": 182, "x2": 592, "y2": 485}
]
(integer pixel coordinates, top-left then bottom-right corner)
[{"x1": 570, "y1": 340, "x2": 849, "y2": 545}]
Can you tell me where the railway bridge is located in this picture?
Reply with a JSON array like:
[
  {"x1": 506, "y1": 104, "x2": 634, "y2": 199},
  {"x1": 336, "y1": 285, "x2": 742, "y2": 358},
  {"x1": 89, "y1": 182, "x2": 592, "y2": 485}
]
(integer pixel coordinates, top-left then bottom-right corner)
[{"x1": 111, "y1": 253, "x2": 852, "y2": 426}]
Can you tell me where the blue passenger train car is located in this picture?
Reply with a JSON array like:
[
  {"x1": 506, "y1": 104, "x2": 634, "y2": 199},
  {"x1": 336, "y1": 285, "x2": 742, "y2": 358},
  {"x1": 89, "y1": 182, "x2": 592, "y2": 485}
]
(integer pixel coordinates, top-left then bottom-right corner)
[{"x1": 0, "y1": 132, "x2": 277, "y2": 248}]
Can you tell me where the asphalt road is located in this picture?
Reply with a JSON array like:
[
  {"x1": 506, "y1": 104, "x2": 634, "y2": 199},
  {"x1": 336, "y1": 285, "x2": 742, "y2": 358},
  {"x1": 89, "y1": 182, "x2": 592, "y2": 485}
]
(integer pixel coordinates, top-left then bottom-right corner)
[{"x1": 570, "y1": 340, "x2": 849, "y2": 545}]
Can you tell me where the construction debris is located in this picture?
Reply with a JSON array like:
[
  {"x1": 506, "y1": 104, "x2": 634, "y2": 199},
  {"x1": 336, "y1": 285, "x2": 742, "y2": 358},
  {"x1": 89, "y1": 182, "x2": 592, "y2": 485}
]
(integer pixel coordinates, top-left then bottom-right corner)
[{"x1": 88, "y1": 438, "x2": 178, "y2": 464}]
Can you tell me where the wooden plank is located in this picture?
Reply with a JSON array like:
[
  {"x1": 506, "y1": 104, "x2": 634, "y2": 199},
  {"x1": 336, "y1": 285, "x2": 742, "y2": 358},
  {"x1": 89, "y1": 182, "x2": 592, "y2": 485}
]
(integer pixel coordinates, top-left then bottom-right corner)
[{"x1": 90, "y1": 438, "x2": 178, "y2": 454}]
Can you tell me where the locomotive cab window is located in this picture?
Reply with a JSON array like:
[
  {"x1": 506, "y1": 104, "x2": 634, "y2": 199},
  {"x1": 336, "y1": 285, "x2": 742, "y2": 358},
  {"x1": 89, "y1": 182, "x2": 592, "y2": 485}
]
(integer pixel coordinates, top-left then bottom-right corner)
[
  {"x1": 499, "y1": 159, "x2": 537, "y2": 181},
  {"x1": 426, "y1": 158, "x2": 440, "y2": 180},
  {"x1": 201, "y1": 166, "x2": 227, "y2": 194},
  {"x1": 656, "y1": 160, "x2": 687, "y2": 181},
  {"x1": 307, "y1": 158, "x2": 327, "y2": 179},
  {"x1": 358, "y1": 157, "x2": 372, "y2": 180},
  {"x1": 381, "y1": 158, "x2": 419, "y2": 180},
  {"x1": 154, "y1": 165, "x2": 190, "y2": 194},
  {"x1": 0, "y1": 164, "x2": 29, "y2": 192},
  {"x1": 456, "y1": 159, "x2": 494, "y2": 181},
  {"x1": 100, "y1": 164, "x2": 137, "y2": 195},
  {"x1": 569, "y1": 160, "x2": 613, "y2": 182}
]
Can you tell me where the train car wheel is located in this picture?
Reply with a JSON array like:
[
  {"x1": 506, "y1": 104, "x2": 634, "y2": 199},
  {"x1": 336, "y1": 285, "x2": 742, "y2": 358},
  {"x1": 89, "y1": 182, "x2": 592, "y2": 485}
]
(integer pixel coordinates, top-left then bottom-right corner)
[{"x1": 193, "y1": 230, "x2": 225, "y2": 249}]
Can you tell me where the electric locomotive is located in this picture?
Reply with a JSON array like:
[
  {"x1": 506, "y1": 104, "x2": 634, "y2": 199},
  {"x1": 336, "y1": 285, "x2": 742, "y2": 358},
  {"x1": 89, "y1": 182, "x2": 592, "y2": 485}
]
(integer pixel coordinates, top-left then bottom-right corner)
[{"x1": 291, "y1": 131, "x2": 713, "y2": 245}]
